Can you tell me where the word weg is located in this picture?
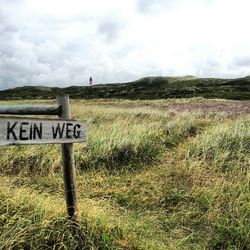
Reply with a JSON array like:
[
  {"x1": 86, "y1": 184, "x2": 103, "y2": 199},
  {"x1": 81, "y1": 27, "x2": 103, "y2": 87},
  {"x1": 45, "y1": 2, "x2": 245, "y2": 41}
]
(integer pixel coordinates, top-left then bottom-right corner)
[{"x1": 7, "y1": 121, "x2": 82, "y2": 140}]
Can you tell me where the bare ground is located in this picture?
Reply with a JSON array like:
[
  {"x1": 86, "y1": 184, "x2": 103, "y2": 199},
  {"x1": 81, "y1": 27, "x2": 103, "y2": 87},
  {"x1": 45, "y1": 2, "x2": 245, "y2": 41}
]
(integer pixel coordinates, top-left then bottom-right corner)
[{"x1": 169, "y1": 100, "x2": 250, "y2": 115}]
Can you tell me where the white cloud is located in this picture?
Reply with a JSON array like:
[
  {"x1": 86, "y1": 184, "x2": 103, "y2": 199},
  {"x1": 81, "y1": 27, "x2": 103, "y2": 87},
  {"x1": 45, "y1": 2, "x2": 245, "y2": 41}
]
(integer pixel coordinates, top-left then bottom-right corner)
[{"x1": 0, "y1": 0, "x2": 250, "y2": 89}]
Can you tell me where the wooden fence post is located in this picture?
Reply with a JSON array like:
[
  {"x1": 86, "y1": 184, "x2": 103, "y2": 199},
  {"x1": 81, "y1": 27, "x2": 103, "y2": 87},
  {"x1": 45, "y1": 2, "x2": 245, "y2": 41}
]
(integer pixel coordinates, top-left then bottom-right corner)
[{"x1": 57, "y1": 95, "x2": 79, "y2": 222}]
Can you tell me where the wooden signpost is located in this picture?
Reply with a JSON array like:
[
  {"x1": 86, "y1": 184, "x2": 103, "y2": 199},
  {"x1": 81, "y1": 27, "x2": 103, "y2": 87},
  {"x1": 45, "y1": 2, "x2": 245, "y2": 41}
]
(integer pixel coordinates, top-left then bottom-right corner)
[
  {"x1": 0, "y1": 117, "x2": 86, "y2": 146},
  {"x1": 0, "y1": 95, "x2": 86, "y2": 222}
]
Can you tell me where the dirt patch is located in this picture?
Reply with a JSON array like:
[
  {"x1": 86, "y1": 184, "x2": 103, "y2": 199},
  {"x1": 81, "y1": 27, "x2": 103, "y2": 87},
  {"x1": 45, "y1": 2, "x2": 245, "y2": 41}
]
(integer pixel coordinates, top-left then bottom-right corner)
[{"x1": 169, "y1": 100, "x2": 250, "y2": 116}]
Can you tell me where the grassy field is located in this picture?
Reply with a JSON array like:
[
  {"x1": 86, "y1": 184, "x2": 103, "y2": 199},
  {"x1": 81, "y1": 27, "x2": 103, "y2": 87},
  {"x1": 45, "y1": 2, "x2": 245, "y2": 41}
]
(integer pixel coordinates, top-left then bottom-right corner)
[{"x1": 0, "y1": 98, "x2": 249, "y2": 249}]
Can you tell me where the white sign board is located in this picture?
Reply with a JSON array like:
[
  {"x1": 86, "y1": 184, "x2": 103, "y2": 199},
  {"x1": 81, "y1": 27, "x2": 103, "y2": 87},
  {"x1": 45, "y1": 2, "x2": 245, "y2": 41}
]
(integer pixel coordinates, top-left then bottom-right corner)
[{"x1": 0, "y1": 117, "x2": 86, "y2": 146}]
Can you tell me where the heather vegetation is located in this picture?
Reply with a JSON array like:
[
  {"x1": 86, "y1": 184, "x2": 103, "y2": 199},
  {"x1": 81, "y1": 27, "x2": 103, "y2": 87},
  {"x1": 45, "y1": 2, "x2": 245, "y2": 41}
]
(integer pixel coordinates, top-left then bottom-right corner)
[{"x1": 0, "y1": 98, "x2": 249, "y2": 249}]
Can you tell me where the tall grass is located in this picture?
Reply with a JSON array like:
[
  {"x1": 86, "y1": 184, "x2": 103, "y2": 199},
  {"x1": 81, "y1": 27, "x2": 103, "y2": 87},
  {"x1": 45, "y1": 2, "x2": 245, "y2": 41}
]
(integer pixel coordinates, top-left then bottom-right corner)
[
  {"x1": 79, "y1": 119, "x2": 163, "y2": 169},
  {"x1": 0, "y1": 99, "x2": 249, "y2": 249},
  {"x1": 0, "y1": 109, "x2": 204, "y2": 174},
  {"x1": 0, "y1": 184, "x2": 123, "y2": 249},
  {"x1": 0, "y1": 145, "x2": 61, "y2": 175},
  {"x1": 187, "y1": 118, "x2": 250, "y2": 171}
]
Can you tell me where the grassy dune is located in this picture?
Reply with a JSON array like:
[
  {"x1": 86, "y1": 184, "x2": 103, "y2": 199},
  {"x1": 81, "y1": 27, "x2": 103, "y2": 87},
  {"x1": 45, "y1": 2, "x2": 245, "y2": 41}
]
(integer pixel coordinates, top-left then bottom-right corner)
[
  {"x1": 0, "y1": 98, "x2": 249, "y2": 249},
  {"x1": 1, "y1": 76, "x2": 250, "y2": 100}
]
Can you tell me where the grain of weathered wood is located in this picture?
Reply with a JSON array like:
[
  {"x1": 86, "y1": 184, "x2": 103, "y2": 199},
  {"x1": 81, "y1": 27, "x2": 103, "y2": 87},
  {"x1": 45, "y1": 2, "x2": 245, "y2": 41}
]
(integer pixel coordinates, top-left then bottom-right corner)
[
  {"x1": 0, "y1": 105, "x2": 61, "y2": 115},
  {"x1": 57, "y1": 95, "x2": 79, "y2": 222},
  {"x1": 0, "y1": 117, "x2": 86, "y2": 146}
]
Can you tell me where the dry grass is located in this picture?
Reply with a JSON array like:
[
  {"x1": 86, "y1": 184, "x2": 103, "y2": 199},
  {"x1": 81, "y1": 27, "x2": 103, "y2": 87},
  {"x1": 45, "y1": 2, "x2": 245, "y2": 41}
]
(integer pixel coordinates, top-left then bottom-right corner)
[{"x1": 0, "y1": 98, "x2": 249, "y2": 249}]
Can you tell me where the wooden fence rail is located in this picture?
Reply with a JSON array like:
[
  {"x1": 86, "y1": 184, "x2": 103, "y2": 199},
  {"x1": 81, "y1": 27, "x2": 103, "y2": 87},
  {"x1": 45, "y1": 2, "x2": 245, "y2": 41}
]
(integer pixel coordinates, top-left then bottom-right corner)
[{"x1": 0, "y1": 105, "x2": 61, "y2": 115}]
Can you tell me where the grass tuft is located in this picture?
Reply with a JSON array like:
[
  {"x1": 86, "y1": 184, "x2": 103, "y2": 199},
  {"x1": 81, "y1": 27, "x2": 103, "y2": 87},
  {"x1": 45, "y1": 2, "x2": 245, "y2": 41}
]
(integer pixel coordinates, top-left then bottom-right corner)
[{"x1": 187, "y1": 119, "x2": 250, "y2": 171}]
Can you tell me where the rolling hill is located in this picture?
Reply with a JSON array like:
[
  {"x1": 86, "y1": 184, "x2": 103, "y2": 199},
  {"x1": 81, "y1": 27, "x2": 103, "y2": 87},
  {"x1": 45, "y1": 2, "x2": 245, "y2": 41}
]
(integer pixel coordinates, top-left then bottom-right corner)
[{"x1": 1, "y1": 75, "x2": 250, "y2": 100}]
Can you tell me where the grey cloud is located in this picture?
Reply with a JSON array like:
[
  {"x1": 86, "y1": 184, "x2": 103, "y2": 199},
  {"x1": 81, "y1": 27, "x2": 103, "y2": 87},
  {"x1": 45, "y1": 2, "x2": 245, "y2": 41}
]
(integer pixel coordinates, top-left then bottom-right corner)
[
  {"x1": 137, "y1": 0, "x2": 176, "y2": 14},
  {"x1": 232, "y1": 56, "x2": 250, "y2": 67},
  {"x1": 97, "y1": 18, "x2": 124, "y2": 42},
  {"x1": 137, "y1": 0, "x2": 216, "y2": 14},
  {"x1": 194, "y1": 59, "x2": 221, "y2": 78},
  {"x1": 0, "y1": 2, "x2": 92, "y2": 89}
]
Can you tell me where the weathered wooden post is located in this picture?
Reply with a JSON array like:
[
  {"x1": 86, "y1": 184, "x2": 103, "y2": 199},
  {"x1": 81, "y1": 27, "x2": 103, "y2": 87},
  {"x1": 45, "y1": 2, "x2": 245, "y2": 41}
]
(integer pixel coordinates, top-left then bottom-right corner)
[
  {"x1": 0, "y1": 96, "x2": 86, "y2": 223},
  {"x1": 57, "y1": 95, "x2": 79, "y2": 222}
]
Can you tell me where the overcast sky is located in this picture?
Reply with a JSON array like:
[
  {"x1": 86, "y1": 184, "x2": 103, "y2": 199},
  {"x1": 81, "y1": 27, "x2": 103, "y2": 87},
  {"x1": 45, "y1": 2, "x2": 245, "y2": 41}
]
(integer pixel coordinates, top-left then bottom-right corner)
[{"x1": 1, "y1": 0, "x2": 250, "y2": 89}]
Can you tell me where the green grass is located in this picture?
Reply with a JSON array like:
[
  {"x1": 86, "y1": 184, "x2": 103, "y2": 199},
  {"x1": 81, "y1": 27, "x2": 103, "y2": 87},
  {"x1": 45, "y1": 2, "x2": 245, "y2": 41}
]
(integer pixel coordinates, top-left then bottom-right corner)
[
  {"x1": 187, "y1": 119, "x2": 250, "y2": 172},
  {"x1": 0, "y1": 98, "x2": 249, "y2": 249},
  {"x1": 0, "y1": 182, "x2": 123, "y2": 249}
]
